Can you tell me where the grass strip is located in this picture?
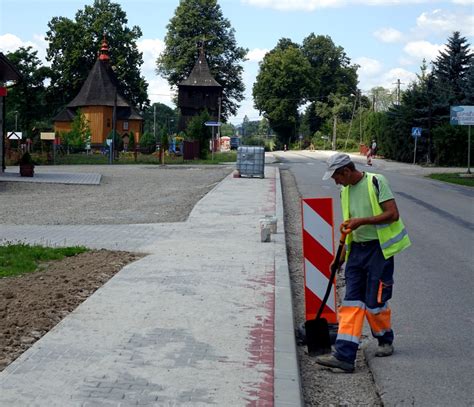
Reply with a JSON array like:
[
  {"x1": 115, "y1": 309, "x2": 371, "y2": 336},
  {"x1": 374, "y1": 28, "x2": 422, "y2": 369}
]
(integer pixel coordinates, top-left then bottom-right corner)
[
  {"x1": 0, "y1": 243, "x2": 88, "y2": 278},
  {"x1": 427, "y1": 173, "x2": 474, "y2": 187}
]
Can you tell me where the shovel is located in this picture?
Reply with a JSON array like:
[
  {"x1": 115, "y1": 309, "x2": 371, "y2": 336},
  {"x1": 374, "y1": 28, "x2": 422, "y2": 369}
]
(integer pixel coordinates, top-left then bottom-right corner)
[{"x1": 305, "y1": 223, "x2": 350, "y2": 356}]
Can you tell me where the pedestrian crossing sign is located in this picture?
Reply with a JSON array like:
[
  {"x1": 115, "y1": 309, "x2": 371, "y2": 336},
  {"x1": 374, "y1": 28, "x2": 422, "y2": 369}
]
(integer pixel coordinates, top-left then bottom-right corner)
[{"x1": 411, "y1": 127, "x2": 422, "y2": 137}]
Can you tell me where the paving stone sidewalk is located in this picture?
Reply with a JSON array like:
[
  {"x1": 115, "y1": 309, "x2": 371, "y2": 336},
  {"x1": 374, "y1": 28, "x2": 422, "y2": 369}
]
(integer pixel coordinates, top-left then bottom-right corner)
[{"x1": 0, "y1": 166, "x2": 302, "y2": 407}]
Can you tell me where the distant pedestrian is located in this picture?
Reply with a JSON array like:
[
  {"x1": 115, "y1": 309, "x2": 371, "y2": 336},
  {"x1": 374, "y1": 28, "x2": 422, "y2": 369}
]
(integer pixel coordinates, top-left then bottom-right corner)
[
  {"x1": 371, "y1": 140, "x2": 377, "y2": 157},
  {"x1": 366, "y1": 147, "x2": 373, "y2": 166},
  {"x1": 316, "y1": 153, "x2": 411, "y2": 373}
]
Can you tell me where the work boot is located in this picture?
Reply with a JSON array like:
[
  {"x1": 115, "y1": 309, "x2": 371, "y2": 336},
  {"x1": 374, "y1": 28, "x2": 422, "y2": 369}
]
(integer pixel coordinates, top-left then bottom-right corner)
[
  {"x1": 315, "y1": 354, "x2": 354, "y2": 373},
  {"x1": 375, "y1": 343, "x2": 394, "y2": 357}
]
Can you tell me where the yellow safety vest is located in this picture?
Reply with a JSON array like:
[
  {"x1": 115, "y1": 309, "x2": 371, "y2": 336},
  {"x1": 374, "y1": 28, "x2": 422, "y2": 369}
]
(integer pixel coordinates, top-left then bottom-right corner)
[{"x1": 341, "y1": 173, "x2": 411, "y2": 260}]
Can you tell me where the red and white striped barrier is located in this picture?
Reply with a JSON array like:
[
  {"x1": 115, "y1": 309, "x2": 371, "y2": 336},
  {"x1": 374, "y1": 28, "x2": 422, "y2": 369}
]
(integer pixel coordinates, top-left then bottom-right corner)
[{"x1": 301, "y1": 198, "x2": 337, "y2": 324}]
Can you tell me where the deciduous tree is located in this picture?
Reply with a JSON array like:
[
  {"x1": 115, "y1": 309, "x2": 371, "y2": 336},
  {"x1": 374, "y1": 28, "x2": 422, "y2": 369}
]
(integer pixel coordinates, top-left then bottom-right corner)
[
  {"x1": 253, "y1": 43, "x2": 312, "y2": 146},
  {"x1": 45, "y1": 0, "x2": 148, "y2": 112},
  {"x1": 5, "y1": 47, "x2": 51, "y2": 136},
  {"x1": 157, "y1": 0, "x2": 247, "y2": 120}
]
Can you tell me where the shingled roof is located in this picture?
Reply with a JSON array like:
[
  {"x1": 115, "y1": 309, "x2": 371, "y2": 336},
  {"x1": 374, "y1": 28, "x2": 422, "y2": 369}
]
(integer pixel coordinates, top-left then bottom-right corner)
[
  {"x1": 54, "y1": 36, "x2": 142, "y2": 122},
  {"x1": 0, "y1": 52, "x2": 22, "y2": 82},
  {"x1": 179, "y1": 49, "x2": 221, "y2": 88},
  {"x1": 67, "y1": 58, "x2": 130, "y2": 108}
]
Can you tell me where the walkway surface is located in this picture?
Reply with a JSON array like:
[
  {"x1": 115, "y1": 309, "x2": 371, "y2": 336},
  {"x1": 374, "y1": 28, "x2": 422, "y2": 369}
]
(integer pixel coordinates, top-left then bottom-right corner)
[
  {"x1": 0, "y1": 167, "x2": 101, "y2": 185},
  {"x1": 0, "y1": 165, "x2": 302, "y2": 406}
]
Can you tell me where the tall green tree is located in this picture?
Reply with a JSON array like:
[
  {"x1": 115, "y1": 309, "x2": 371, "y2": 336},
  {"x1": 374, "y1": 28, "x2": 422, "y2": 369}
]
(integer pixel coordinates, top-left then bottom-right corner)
[
  {"x1": 253, "y1": 42, "x2": 312, "y2": 146},
  {"x1": 157, "y1": 0, "x2": 247, "y2": 120},
  {"x1": 141, "y1": 103, "x2": 178, "y2": 136},
  {"x1": 369, "y1": 87, "x2": 397, "y2": 112},
  {"x1": 314, "y1": 93, "x2": 353, "y2": 150},
  {"x1": 465, "y1": 61, "x2": 474, "y2": 104},
  {"x1": 301, "y1": 34, "x2": 358, "y2": 135},
  {"x1": 45, "y1": 0, "x2": 148, "y2": 112},
  {"x1": 5, "y1": 47, "x2": 52, "y2": 137},
  {"x1": 432, "y1": 31, "x2": 472, "y2": 106}
]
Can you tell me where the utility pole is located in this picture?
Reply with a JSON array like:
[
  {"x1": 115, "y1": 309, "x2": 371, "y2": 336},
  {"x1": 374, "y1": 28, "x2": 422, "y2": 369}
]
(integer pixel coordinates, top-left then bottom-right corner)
[
  {"x1": 110, "y1": 88, "x2": 117, "y2": 165},
  {"x1": 393, "y1": 79, "x2": 404, "y2": 105},
  {"x1": 153, "y1": 104, "x2": 156, "y2": 148}
]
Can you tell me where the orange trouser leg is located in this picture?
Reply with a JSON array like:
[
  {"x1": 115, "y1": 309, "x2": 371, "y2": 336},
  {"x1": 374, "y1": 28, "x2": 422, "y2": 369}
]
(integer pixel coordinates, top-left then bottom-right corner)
[
  {"x1": 366, "y1": 303, "x2": 393, "y2": 342},
  {"x1": 335, "y1": 300, "x2": 366, "y2": 362}
]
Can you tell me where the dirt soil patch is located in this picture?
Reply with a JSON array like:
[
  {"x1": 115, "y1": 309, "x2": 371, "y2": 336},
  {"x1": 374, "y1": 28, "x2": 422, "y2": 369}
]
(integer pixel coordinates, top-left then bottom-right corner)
[{"x1": 0, "y1": 250, "x2": 144, "y2": 372}]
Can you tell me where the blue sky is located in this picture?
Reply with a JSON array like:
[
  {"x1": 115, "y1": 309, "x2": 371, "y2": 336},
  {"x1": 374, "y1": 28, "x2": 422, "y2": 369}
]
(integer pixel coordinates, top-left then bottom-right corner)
[{"x1": 1, "y1": 0, "x2": 473, "y2": 124}]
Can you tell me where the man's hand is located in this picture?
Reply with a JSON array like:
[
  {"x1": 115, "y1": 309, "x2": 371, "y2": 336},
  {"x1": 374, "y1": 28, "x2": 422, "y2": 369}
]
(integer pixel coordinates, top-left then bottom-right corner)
[{"x1": 344, "y1": 218, "x2": 363, "y2": 231}]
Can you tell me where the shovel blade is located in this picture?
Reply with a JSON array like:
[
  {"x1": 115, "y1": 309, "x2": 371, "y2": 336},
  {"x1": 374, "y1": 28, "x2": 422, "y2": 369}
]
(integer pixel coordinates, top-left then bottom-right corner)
[{"x1": 305, "y1": 318, "x2": 332, "y2": 356}]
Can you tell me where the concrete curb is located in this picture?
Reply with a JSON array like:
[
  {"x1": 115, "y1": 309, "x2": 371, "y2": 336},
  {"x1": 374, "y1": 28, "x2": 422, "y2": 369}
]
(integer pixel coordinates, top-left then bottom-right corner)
[{"x1": 274, "y1": 168, "x2": 303, "y2": 407}]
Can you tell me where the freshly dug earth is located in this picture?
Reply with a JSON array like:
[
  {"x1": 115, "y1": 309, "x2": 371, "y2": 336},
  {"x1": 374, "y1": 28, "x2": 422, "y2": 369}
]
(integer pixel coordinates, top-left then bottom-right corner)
[{"x1": 0, "y1": 249, "x2": 144, "y2": 372}]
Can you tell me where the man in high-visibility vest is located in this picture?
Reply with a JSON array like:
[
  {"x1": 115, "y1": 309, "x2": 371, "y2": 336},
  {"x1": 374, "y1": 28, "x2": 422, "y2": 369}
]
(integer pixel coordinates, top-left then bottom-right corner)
[{"x1": 316, "y1": 153, "x2": 411, "y2": 373}]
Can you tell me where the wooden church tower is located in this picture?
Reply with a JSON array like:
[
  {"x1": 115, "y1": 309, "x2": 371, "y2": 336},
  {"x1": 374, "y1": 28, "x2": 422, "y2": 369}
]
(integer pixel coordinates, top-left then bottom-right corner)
[
  {"x1": 53, "y1": 36, "x2": 143, "y2": 147},
  {"x1": 177, "y1": 47, "x2": 222, "y2": 131}
]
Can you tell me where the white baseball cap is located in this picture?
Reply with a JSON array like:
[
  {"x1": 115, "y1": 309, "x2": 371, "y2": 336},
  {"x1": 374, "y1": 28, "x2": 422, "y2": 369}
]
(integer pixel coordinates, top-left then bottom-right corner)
[{"x1": 322, "y1": 153, "x2": 352, "y2": 180}]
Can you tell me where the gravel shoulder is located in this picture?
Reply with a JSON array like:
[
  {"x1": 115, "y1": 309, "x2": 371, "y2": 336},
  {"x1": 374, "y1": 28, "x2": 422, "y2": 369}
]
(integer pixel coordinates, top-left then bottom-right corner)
[{"x1": 280, "y1": 167, "x2": 382, "y2": 406}]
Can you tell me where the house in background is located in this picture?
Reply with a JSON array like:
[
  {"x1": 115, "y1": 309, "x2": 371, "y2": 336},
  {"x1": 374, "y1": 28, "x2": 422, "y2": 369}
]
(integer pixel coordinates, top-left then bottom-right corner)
[
  {"x1": 0, "y1": 52, "x2": 22, "y2": 173},
  {"x1": 53, "y1": 36, "x2": 143, "y2": 147},
  {"x1": 177, "y1": 47, "x2": 222, "y2": 131}
]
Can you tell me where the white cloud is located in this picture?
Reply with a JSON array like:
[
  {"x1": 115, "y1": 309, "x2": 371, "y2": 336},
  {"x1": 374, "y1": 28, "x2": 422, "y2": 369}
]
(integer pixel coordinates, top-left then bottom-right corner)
[
  {"x1": 403, "y1": 40, "x2": 445, "y2": 61},
  {"x1": 246, "y1": 48, "x2": 269, "y2": 62},
  {"x1": 380, "y1": 68, "x2": 417, "y2": 89},
  {"x1": 0, "y1": 33, "x2": 47, "y2": 58},
  {"x1": 242, "y1": 0, "x2": 433, "y2": 12},
  {"x1": 373, "y1": 27, "x2": 403, "y2": 43},
  {"x1": 452, "y1": 0, "x2": 473, "y2": 5},
  {"x1": 137, "y1": 38, "x2": 165, "y2": 75},
  {"x1": 355, "y1": 57, "x2": 383, "y2": 76},
  {"x1": 136, "y1": 38, "x2": 175, "y2": 106},
  {"x1": 353, "y1": 56, "x2": 418, "y2": 91},
  {"x1": 416, "y1": 9, "x2": 474, "y2": 36},
  {"x1": 146, "y1": 77, "x2": 176, "y2": 106}
]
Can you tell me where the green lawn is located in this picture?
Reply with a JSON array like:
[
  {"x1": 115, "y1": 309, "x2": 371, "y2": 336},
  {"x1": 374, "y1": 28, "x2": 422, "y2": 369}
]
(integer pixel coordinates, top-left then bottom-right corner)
[
  {"x1": 428, "y1": 173, "x2": 474, "y2": 187},
  {"x1": 0, "y1": 244, "x2": 88, "y2": 278}
]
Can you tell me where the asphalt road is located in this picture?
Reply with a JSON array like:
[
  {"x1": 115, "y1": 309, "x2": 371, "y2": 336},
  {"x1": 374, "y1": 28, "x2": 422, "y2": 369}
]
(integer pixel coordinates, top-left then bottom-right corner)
[{"x1": 275, "y1": 150, "x2": 473, "y2": 406}]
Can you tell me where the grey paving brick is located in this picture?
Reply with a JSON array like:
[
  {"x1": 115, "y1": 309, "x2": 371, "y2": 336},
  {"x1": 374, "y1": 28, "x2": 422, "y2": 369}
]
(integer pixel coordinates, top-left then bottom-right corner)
[{"x1": 0, "y1": 165, "x2": 302, "y2": 406}]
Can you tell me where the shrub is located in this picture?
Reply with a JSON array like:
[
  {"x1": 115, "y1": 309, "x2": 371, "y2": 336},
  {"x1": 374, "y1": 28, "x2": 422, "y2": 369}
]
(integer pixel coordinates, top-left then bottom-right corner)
[
  {"x1": 18, "y1": 152, "x2": 35, "y2": 165},
  {"x1": 139, "y1": 132, "x2": 156, "y2": 154},
  {"x1": 185, "y1": 111, "x2": 211, "y2": 159}
]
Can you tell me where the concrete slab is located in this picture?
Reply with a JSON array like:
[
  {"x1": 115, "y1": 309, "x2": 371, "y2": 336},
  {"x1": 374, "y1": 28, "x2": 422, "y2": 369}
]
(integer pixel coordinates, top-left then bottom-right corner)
[{"x1": 0, "y1": 168, "x2": 101, "y2": 185}]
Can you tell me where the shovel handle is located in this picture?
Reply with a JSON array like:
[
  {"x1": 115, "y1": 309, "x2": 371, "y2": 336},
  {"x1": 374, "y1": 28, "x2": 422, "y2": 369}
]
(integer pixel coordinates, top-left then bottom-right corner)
[{"x1": 314, "y1": 223, "x2": 352, "y2": 321}]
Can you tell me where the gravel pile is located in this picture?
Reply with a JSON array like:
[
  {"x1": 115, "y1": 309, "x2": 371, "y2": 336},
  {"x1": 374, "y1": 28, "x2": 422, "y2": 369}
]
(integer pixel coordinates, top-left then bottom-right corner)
[{"x1": 0, "y1": 165, "x2": 233, "y2": 225}]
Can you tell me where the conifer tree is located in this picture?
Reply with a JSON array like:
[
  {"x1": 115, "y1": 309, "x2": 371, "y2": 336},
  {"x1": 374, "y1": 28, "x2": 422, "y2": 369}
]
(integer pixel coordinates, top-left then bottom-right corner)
[{"x1": 432, "y1": 31, "x2": 472, "y2": 106}]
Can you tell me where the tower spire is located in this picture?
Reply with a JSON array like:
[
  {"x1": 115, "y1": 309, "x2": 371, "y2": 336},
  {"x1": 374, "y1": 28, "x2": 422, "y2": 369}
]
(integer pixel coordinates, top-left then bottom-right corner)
[{"x1": 99, "y1": 33, "x2": 110, "y2": 62}]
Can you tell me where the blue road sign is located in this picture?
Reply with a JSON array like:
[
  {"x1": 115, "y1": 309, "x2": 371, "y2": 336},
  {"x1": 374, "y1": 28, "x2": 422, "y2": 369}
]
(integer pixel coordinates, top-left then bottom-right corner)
[
  {"x1": 411, "y1": 127, "x2": 422, "y2": 138},
  {"x1": 204, "y1": 121, "x2": 222, "y2": 127}
]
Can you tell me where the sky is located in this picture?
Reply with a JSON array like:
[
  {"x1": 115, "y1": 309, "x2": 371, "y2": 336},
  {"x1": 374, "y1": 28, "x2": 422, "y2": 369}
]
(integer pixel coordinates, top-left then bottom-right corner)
[{"x1": 0, "y1": 0, "x2": 473, "y2": 125}]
